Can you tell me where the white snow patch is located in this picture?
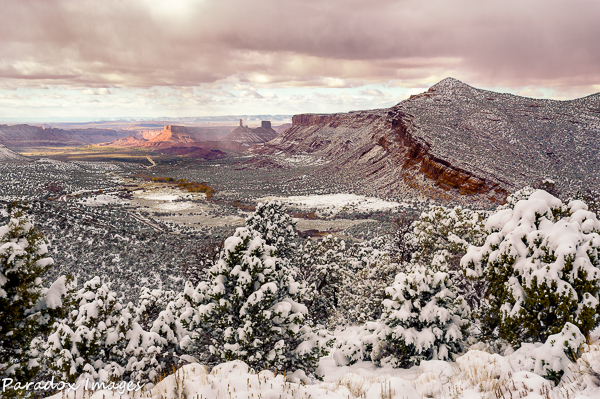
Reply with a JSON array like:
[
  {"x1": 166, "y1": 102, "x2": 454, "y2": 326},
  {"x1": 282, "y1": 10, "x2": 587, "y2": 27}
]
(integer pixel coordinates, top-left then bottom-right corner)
[{"x1": 261, "y1": 194, "x2": 405, "y2": 215}]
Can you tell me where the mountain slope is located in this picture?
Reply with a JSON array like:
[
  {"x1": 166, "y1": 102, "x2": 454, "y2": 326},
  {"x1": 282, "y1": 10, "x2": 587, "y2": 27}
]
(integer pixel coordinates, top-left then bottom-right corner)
[{"x1": 252, "y1": 78, "x2": 600, "y2": 204}]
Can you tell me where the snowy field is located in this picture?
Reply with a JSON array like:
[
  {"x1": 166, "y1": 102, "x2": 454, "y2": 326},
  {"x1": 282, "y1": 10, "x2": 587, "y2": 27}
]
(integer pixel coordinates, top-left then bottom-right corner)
[{"x1": 261, "y1": 194, "x2": 406, "y2": 216}]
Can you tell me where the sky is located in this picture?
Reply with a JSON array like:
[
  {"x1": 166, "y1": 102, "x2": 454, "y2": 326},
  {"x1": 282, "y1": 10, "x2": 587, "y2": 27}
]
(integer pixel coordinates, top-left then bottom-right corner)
[{"x1": 1, "y1": 0, "x2": 599, "y2": 122}]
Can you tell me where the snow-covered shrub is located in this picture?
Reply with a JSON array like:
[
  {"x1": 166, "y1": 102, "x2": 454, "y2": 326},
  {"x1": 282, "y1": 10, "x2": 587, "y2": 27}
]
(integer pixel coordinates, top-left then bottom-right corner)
[
  {"x1": 299, "y1": 235, "x2": 349, "y2": 327},
  {"x1": 45, "y1": 277, "x2": 168, "y2": 384},
  {"x1": 334, "y1": 323, "x2": 379, "y2": 365},
  {"x1": 532, "y1": 323, "x2": 585, "y2": 384},
  {"x1": 387, "y1": 214, "x2": 418, "y2": 264},
  {"x1": 135, "y1": 287, "x2": 178, "y2": 331},
  {"x1": 245, "y1": 200, "x2": 297, "y2": 259},
  {"x1": 410, "y1": 205, "x2": 488, "y2": 309},
  {"x1": 375, "y1": 259, "x2": 470, "y2": 367},
  {"x1": 0, "y1": 206, "x2": 68, "y2": 384},
  {"x1": 462, "y1": 189, "x2": 600, "y2": 346},
  {"x1": 180, "y1": 227, "x2": 331, "y2": 374},
  {"x1": 341, "y1": 241, "x2": 402, "y2": 324}
]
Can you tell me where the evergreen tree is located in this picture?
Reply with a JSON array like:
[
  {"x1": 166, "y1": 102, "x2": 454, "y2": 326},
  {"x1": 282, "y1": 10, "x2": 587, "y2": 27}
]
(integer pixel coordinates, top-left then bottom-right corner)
[
  {"x1": 340, "y1": 239, "x2": 401, "y2": 324},
  {"x1": 180, "y1": 227, "x2": 330, "y2": 374},
  {"x1": 375, "y1": 257, "x2": 470, "y2": 367},
  {"x1": 410, "y1": 205, "x2": 488, "y2": 309},
  {"x1": 462, "y1": 189, "x2": 600, "y2": 346},
  {"x1": 299, "y1": 235, "x2": 349, "y2": 327},
  {"x1": 245, "y1": 200, "x2": 297, "y2": 259},
  {"x1": 45, "y1": 277, "x2": 168, "y2": 384},
  {"x1": 0, "y1": 206, "x2": 67, "y2": 386}
]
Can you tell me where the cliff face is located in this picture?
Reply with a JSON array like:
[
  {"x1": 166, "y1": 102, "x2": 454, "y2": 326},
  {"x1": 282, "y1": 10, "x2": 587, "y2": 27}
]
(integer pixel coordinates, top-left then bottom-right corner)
[{"x1": 252, "y1": 78, "x2": 600, "y2": 204}]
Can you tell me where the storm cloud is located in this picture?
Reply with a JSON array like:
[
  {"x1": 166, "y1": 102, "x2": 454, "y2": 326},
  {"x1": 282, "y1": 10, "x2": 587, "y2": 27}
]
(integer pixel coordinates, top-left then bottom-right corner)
[{"x1": 1, "y1": 0, "x2": 599, "y2": 117}]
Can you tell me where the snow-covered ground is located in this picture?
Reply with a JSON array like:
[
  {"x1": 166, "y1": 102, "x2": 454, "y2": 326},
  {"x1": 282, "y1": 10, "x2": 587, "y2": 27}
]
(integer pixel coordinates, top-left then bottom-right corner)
[
  {"x1": 261, "y1": 194, "x2": 406, "y2": 216},
  {"x1": 43, "y1": 345, "x2": 600, "y2": 399}
]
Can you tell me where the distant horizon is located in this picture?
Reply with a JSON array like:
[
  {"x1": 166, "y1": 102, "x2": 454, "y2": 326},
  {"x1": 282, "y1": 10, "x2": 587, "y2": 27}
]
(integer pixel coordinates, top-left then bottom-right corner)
[{"x1": 1, "y1": 76, "x2": 599, "y2": 125}]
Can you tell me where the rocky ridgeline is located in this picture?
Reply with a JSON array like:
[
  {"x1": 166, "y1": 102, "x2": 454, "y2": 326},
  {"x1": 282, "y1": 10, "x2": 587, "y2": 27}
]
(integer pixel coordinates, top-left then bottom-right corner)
[
  {"x1": 253, "y1": 78, "x2": 600, "y2": 204},
  {"x1": 220, "y1": 120, "x2": 279, "y2": 145},
  {"x1": 0, "y1": 124, "x2": 126, "y2": 147}
]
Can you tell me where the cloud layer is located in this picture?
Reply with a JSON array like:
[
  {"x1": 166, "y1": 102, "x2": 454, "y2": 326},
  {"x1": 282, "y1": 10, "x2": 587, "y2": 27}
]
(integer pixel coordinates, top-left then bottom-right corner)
[{"x1": 1, "y1": 0, "x2": 599, "y2": 118}]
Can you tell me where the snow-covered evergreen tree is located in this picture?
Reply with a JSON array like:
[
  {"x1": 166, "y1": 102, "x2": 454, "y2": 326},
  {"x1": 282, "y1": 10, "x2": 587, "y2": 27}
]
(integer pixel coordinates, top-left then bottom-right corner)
[
  {"x1": 375, "y1": 256, "x2": 470, "y2": 368},
  {"x1": 180, "y1": 227, "x2": 330, "y2": 374},
  {"x1": 410, "y1": 205, "x2": 488, "y2": 309},
  {"x1": 299, "y1": 235, "x2": 349, "y2": 327},
  {"x1": 462, "y1": 189, "x2": 600, "y2": 346},
  {"x1": 340, "y1": 240, "x2": 401, "y2": 324},
  {"x1": 245, "y1": 200, "x2": 297, "y2": 259},
  {"x1": 135, "y1": 287, "x2": 178, "y2": 331},
  {"x1": 45, "y1": 277, "x2": 168, "y2": 384},
  {"x1": 0, "y1": 206, "x2": 68, "y2": 386}
]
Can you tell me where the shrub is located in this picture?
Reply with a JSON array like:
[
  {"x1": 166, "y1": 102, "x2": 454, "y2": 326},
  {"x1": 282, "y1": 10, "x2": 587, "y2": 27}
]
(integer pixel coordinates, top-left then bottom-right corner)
[
  {"x1": 375, "y1": 258, "x2": 470, "y2": 367},
  {"x1": 180, "y1": 227, "x2": 330, "y2": 374},
  {"x1": 462, "y1": 189, "x2": 600, "y2": 346},
  {"x1": 0, "y1": 207, "x2": 68, "y2": 386},
  {"x1": 45, "y1": 277, "x2": 168, "y2": 384}
]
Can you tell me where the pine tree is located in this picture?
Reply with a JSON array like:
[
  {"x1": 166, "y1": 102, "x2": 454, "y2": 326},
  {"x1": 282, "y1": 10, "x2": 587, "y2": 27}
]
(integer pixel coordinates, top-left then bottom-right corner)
[
  {"x1": 180, "y1": 227, "x2": 330, "y2": 373},
  {"x1": 0, "y1": 206, "x2": 67, "y2": 385},
  {"x1": 462, "y1": 189, "x2": 600, "y2": 346}
]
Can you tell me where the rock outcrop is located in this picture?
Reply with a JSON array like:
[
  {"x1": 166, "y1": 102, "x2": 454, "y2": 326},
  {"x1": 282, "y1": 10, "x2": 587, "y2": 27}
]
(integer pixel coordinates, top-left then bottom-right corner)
[
  {"x1": 252, "y1": 78, "x2": 600, "y2": 204},
  {"x1": 220, "y1": 120, "x2": 279, "y2": 146},
  {"x1": 102, "y1": 125, "x2": 232, "y2": 148}
]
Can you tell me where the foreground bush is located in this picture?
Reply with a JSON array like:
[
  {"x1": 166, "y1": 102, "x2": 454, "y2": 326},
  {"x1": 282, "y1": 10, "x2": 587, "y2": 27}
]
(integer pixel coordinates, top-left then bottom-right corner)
[
  {"x1": 462, "y1": 189, "x2": 600, "y2": 346},
  {"x1": 375, "y1": 258, "x2": 470, "y2": 367},
  {"x1": 0, "y1": 207, "x2": 67, "y2": 387},
  {"x1": 180, "y1": 227, "x2": 331, "y2": 374}
]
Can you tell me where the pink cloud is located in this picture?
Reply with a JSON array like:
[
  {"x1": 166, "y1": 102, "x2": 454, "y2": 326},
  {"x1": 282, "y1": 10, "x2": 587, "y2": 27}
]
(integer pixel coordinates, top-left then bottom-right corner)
[{"x1": 0, "y1": 0, "x2": 598, "y2": 97}]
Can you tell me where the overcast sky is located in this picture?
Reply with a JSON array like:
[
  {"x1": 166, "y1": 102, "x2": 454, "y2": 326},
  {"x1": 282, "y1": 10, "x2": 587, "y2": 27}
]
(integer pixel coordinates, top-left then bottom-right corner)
[{"x1": 1, "y1": 0, "x2": 599, "y2": 121}]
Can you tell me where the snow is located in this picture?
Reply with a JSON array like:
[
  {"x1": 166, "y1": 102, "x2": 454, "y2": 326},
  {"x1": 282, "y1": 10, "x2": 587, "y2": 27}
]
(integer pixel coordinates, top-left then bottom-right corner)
[
  {"x1": 42, "y1": 346, "x2": 600, "y2": 398},
  {"x1": 261, "y1": 194, "x2": 405, "y2": 215},
  {"x1": 76, "y1": 194, "x2": 126, "y2": 205}
]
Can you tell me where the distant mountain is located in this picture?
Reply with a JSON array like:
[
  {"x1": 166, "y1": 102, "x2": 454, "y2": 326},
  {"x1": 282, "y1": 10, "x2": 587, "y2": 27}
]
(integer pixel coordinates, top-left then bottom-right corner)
[
  {"x1": 0, "y1": 124, "x2": 128, "y2": 147},
  {"x1": 102, "y1": 125, "x2": 232, "y2": 148},
  {"x1": 220, "y1": 120, "x2": 279, "y2": 145},
  {"x1": 252, "y1": 78, "x2": 600, "y2": 204},
  {"x1": 0, "y1": 143, "x2": 28, "y2": 162}
]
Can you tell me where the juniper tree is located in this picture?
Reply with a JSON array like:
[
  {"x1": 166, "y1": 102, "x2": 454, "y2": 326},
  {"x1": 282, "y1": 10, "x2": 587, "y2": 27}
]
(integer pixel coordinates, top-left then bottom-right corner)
[
  {"x1": 462, "y1": 189, "x2": 600, "y2": 346},
  {"x1": 180, "y1": 227, "x2": 331, "y2": 374},
  {"x1": 45, "y1": 277, "x2": 168, "y2": 384},
  {"x1": 0, "y1": 206, "x2": 68, "y2": 385},
  {"x1": 375, "y1": 257, "x2": 470, "y2": 368},
  {"x1": 245, "y1": 200, "x2": 297, "y2": 259},
  {"x1": 298, "y1": 235, "x2": 349, "y2": 327}
]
